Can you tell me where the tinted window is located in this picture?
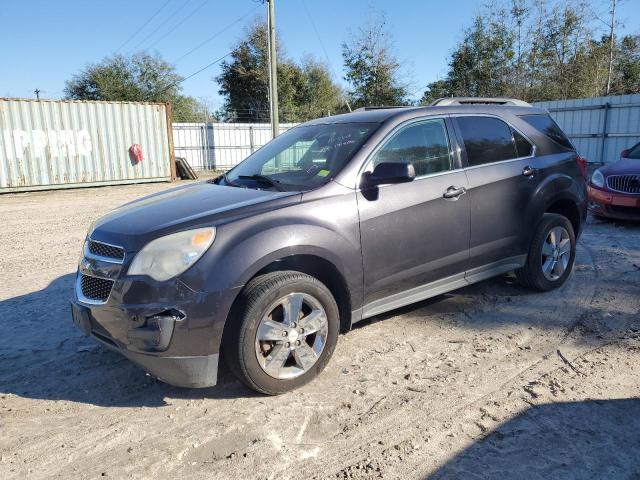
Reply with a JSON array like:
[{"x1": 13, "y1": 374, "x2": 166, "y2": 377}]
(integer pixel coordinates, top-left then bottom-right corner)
[
  {"x1": 519, "y1": 114, "x2": 574, "y2": 150},
  {"x1": 627, "y1": 142, "x2": 640, "y2": 159},
  {"x1": 372, "y1": 119, "x2": 453, "y2": 176},
  {"x1": 512, "y1": 128, "x2": 533, "y2": 157},
  {"x1": 456, "y1": 116, "x2": 517, "y2": 166}
]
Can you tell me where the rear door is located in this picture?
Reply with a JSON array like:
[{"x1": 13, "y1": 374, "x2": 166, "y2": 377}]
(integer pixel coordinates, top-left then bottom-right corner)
[
  {"x1": 357, "y1": 117, "x2": 470, "y2": 316},
  {"x1": 452, "y1": 115, "x2": 537, "y2": 279}
]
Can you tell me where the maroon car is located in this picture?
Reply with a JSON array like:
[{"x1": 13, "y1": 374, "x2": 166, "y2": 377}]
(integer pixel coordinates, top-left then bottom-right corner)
[{"x1": 588, "y1": 142, "x2": 640, "y2": 221}]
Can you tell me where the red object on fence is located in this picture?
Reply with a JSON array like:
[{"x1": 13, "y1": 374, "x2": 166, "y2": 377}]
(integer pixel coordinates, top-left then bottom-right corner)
[{"x1": 129, "y1": 144, "x2": 143, "y2": 163}]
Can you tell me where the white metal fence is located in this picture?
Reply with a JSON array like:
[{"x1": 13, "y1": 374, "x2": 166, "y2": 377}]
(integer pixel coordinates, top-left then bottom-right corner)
[
  {"x1": 175, "y1": 95, "x2": 640, "y2": 170},
  {"x1": 172, "y1": 122, "x2": 298, "y2": 171},
  {"x1": 534, "y1": 94, "x2": 640, "y2": 165}
]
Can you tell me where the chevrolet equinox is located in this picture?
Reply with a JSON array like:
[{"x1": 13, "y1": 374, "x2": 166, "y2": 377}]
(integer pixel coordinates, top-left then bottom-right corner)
[{"x1": 71, "y1": 97, "x2": 587, "y2": 394}]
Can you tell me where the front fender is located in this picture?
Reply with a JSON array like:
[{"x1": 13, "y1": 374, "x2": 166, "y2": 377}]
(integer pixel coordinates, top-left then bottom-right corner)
[{"x1": 178, "y1": 188, "x2": 363, "y2": 321}]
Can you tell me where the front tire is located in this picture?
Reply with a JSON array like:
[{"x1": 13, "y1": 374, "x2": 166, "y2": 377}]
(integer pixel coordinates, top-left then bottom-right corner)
[
  {"x1": 223, "y1": 271, "x2": 339, "y2": 395},
  {"x1": 516, "y1": 213, "x2": 576, "y2": 291}
]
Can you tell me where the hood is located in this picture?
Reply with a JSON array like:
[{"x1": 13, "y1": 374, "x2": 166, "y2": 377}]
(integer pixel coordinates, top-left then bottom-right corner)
[
  {"x1": 90, "y1": 182, "x2": 300, "y2": 250},
  {"x1": 603, "y1": 158, "x2": 640, "y2": 176}
]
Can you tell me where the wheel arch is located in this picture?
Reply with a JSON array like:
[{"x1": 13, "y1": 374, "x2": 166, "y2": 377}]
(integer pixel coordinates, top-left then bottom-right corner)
[
  {"x1": 531, "y1": 171, "x2": 586, "y2": 236},
  {"x1": 545, "y1": 197, "x2": 582, "y2": 235},
  {"x1": 253, "y1": 254, "x2": 353, "y2": 333},
  {"x1": 221, "y1": 252, "x2": 354, "y2": 355}
]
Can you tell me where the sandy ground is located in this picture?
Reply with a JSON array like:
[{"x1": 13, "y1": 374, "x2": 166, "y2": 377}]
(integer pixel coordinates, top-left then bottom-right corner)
[{"x1": 1, "y1": 180, "x2": 639, "y2": 480}]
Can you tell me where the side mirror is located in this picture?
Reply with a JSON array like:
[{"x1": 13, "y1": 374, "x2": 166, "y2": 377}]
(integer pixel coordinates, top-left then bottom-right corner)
[
  {"x1": 362, "y1": 162, "x2": 416, "y2": 187},
  {"x1": 621, "y1": 149, "x2": 630, "y2": 158}
]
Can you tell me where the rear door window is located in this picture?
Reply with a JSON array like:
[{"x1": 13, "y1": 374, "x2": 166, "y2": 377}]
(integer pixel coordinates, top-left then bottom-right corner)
[
  {"x1": 456, "y1": 116, "x2": 518, "y2": 166},
  {"x1": 519, "y1": 114, "x2": 574, "y2": 150}
]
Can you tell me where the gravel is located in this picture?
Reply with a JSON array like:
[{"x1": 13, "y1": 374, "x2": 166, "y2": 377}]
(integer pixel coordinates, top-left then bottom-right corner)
[{"x1": 1, "y1": 181, "x2": 639, "y2": 479}]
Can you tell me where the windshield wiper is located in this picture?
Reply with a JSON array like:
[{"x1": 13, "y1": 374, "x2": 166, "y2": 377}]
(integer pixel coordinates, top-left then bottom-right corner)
[{"x1": 238, "y1": 174, "x2": 286, "y2": 191}]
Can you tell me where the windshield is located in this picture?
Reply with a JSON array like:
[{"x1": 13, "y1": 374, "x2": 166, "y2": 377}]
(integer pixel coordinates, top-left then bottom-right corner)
[
  {"x1": 219, "y1": 123, "x2": 378, "y2": 191},
  {"x1": 628, "y1": 143, "x2": 640, "y2": 159}
]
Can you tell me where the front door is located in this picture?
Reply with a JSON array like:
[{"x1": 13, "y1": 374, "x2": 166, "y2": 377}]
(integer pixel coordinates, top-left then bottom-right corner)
[{"x1": 357, "y1": 117, "x2": 470, "y2": 318}]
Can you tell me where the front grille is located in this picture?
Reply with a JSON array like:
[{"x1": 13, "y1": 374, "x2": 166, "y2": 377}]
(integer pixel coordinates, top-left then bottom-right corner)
[
  {"x1": 80, "y1": 274, "x2": 114, "y2": 302},
  {"x1": 607, "y1": 175, "x2": 640, "y2": 194},
  {"x1": 88, "y1": 239, "x2": 125, "y2": 262}
]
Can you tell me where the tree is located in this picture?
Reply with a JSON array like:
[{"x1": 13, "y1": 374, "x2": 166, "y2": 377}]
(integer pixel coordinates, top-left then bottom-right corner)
[
  {"x1": 64, "y1": 52, "x2": 203, "y2": 122},
  {"x1": 294, "y1": 56, "x2": 344, "y2": 118},
  {"x1": 216, "y1": 21, "x2": 343, "y2": 122},
  {"x1": 342, "y1": 11, "x2": 408, "y2": 108},
  {"x1": 419, "y1": 80, "x2": 450, "y2": 105},
  {"x1": 419, "y1": 0, "x2": 639, "y2": 103},
  {"x1": 612, "y1": 35, "x2": 640, "y2": 94},
  {"x1": 445, "y1": 13, "x2": 515, "y2": 98}
]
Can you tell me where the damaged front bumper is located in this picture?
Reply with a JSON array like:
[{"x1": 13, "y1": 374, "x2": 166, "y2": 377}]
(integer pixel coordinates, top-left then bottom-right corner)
[{"x1": 71, "y1": 261, "x2": 239, "y2": 388}]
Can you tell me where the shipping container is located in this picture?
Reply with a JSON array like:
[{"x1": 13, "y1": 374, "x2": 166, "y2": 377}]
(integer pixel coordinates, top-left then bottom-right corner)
[
  {"x1": 0, "y1": 98, "x2": 174, "y2": 193},
  {"x1": 534, "y1": 94, "x2": 640, "y2": 164}
]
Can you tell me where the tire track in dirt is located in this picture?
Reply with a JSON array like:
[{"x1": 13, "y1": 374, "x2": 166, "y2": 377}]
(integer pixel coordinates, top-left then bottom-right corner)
[{"x1": 288, "y1": 242, "x2": 601, "y2": 479}]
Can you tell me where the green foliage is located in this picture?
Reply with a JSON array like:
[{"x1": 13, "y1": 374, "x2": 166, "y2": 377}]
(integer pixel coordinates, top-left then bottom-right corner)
[
  {"x1": 419, "y1": 80, "x2": 451, "y2": 106},
  {"x1": 341, "y1": 11, "x2": 408, "y2": 108},
  {"x1": 64, "y1": 52, "x2": 206, "y2": 122},
  {"x1": 420, "y1": 0, "x2": 640, "y2": 103},
  {"x1": 216, "y1": 21, "x2": 343, "y2": 122}
]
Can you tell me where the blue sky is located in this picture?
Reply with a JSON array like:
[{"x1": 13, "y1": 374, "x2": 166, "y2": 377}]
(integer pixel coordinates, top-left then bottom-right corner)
[{"x1": 1, "y1": 0, "x2": 638, "y2": 109}]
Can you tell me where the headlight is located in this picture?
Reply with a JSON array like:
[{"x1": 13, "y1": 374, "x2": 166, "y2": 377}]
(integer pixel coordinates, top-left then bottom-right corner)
[
  {"x1": 591, "y1": 169, "x2": 605, "y2": 188},
  {"x1": 128, "y1": 227, "x2": 216, "y2": 281}
]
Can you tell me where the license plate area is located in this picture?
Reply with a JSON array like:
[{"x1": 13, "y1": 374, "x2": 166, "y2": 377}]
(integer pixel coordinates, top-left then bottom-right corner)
[{"x1": 611, "y1": 195, "x2": 640, "y2": 208}]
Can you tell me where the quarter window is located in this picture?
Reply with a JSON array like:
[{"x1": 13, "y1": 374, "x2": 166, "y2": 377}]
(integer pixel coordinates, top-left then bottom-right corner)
[
  {"x1": 512, "y1": 128, "x2": 533, "y2": 157},
  {"x1": 519, "y1": 114, "x2": 574, "y2": 150},
  {"x1": 371, "y1": 119, "x2": 453, "y2": 177},
  {"x1": 456, "y1": 116, "x2": 518, "y2": 166}
]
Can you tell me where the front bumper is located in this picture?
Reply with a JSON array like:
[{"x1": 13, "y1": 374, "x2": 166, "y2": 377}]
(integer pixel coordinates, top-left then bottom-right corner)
[
  {"x1": 71, "y1": 271, "x2": 240, "y2": 388},
  {"x1": 587, "y1": 185, "x2": 640, "y2": 221}
]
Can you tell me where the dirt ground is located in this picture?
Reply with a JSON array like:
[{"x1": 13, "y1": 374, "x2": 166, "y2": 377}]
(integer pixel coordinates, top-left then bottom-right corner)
[{"x1": 1, "y1": 180, "x2": 640, "y2": 480}]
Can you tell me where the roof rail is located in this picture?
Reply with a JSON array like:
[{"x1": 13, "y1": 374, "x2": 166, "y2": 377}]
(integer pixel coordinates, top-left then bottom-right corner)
[
  {"x1": 430, "y1": 97, "x2": 531, "y2": 107},
  {"x1": 354, "y1": 105, "x2": 413, "y2": 111}
]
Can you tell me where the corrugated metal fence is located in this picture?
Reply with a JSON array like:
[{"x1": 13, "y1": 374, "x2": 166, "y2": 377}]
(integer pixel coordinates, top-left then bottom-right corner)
[
  {"x1": 534, "y1": 94, "x2": 640, "y2": 164},
  {"x1": 0, "y1": 99, "x2": 173, "y2": 193},
  {"x1": 173, "y1": 122, "x2": 298, "y2": 170}
]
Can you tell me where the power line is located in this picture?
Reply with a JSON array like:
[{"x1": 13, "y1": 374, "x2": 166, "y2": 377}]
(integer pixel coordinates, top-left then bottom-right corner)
[
  {"x1": 181, "y1": 51, "x2": 233, "y2": 83},
  {"x1": 173, "y1": 5, "x2": 260, "y2": 63},
  {"x1": 300, "y1": 0, "x2": 333, "y2": 73},
  {"x1": 145, "y1": 0, "x2": 210, "y2": 50},
  {"x1": 158, "y1": 50, "x2": 234, "y2": 95},
  {"x1": 115, "y1": 0, "x2": 173, "y2": 53},
  {"x1": 127, "y1": 0, "x2": 195, "y2": 53},
  {"x1": 300, "y1": 0, "x2": 352, "y2": 112}
]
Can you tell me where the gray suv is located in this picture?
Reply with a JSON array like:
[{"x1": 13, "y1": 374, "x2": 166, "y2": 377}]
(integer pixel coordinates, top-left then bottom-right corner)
[{"x1": 71, "y1": 97, "x2": 587, "y2": 394}]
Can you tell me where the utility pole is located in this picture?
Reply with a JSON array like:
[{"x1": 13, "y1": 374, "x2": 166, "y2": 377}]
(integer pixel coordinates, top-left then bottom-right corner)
[
  {"x1": 606, "y1": 0, "x2": 617, "y2": 96},
  {"x1": 34, "y1": 88, "x2": 41, "y2": 100},
  {"x1": 267, "y1": 0, "x2": 279, "y2": 138}
]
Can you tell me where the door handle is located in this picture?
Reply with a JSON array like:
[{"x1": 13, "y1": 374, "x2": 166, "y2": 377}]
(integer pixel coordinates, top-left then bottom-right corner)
[
  {"x1": 522, "y1": 165, "x2": 536, "y2": 177},
  {"x1": 443, "y1": 185, "x2": 467, "y2": 199}
]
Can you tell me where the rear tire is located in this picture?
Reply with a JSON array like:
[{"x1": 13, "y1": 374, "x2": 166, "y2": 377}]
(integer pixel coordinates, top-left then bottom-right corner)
[
  {"x1": 516, "y1": 213, "x2": 576, "y2": 291},
  {"x1": 223, "y1": 271, "x2": 339, "y2": 395}
]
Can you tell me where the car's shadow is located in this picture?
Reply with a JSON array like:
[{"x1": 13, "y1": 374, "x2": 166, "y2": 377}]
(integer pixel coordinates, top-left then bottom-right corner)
[
  {"x1": 426, "y1": 398, "x2": 640, "y2": 479},
  {"x1": 0, "y1": 273, "x2": 260, "y2": 407}
]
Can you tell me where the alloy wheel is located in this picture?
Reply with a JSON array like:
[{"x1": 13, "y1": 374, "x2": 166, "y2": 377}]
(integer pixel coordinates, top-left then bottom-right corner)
[
  {"x1": 254, "y1": 292, "x2": 329, "y2": 379},
  {"x1": 541, "y1": 226, "x2": 571, "y2": 281}
]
